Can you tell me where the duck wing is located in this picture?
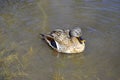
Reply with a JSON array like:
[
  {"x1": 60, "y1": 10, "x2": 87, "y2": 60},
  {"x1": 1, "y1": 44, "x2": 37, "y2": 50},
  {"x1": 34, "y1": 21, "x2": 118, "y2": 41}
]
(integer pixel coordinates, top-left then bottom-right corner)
[{"x1": 40, "y1": 34, "x2": 58, "y2": 50}]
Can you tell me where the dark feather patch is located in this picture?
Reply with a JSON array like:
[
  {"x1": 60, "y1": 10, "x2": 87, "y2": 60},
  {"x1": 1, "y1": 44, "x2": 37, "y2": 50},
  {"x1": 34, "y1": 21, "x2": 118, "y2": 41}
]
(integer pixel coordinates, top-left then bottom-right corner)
[
  {"x1": 46, "y1": 37, "x2": 57, "y2": 49},
  {"x1": 50, "y1": 40, "x2": 57, "y2": 49},
  {"x1": 79, "y1": 37, "x2": 83, "y2": 40},
  {"x1": 77, "y1": 37, "x2": 84, "y2": 44}
]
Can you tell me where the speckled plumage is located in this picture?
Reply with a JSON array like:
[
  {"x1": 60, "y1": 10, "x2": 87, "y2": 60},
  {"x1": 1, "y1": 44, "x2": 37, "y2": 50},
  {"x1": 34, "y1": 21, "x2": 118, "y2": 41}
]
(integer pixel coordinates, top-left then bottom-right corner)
[{"x1": 40, "y1": 28, "x2": 85, "y2": 54}]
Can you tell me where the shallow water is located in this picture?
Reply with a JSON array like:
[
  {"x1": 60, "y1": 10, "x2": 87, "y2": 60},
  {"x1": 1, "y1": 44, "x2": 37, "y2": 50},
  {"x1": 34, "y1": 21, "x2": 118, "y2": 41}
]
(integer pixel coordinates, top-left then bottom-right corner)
[{"x1": 0, "y1": 0, "x2": 120, "y2": 80}]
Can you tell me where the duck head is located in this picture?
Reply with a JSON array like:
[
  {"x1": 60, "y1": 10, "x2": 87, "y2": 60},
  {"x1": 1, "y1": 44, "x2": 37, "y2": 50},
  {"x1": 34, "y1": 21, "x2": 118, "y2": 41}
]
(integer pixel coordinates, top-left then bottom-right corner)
[
  {"x1": 69, "y1": 27, "x2": 82, "y2": 37},
  {"x1": 69, "y1": 27, "x2": 85, "y2": 44}
]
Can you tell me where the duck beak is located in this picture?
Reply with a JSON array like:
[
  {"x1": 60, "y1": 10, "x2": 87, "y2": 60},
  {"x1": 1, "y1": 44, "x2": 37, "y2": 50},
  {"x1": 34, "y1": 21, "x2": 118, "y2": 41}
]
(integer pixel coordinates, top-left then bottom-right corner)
[{"x1": 81, "y1": 40, "x2": 86, "y2": 43}]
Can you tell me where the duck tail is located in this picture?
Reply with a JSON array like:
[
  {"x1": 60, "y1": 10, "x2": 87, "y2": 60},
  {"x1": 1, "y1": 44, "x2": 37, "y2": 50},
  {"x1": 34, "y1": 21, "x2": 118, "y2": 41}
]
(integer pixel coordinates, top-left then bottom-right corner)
[
  {"x1": 40, "y1": 33, "x2": 44, "y2": 37},
  {"x1": 39, "y1": 33, "x2": 45, "y2": 39}
]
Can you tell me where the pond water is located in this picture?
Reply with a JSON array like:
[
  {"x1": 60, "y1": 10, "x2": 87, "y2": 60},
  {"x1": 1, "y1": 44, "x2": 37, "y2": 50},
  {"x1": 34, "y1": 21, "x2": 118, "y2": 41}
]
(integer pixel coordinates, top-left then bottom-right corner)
[{"x1": 0, "y1": 0, "x2": 120, "y2": 80}]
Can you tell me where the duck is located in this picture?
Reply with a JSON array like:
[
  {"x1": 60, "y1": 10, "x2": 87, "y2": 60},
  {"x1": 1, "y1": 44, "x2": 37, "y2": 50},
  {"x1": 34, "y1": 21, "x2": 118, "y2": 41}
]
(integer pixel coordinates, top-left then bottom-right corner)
[{"x1": 40, "y1": 27, "x2": 86, "y2": 54}]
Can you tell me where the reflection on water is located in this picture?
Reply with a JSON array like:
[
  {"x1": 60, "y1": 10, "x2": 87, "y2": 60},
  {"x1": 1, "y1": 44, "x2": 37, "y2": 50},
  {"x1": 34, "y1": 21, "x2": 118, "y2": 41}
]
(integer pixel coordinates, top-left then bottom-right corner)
[{"x1": 0, "y1": 0, "x2": 120, "y2": 80}]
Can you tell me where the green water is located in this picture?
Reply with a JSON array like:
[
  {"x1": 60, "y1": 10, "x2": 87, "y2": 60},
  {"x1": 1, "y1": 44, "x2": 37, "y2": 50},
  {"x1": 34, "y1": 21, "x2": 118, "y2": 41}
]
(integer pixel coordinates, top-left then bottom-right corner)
[{"x1": 0, "y1": 0, "x2": 120, "y2": 80}]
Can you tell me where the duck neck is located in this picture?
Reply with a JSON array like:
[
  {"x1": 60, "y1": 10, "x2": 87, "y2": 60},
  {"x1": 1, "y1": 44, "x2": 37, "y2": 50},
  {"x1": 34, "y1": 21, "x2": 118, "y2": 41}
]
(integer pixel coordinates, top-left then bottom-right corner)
[{"x1": 71, "y1": 37, "x2": 78, "y2": 43}]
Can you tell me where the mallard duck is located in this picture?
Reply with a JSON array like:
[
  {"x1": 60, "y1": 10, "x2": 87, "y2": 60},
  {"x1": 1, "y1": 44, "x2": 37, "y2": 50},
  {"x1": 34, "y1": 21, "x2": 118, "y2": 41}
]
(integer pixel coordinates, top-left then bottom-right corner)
[{"x1": 40, "y1": 27, "x2": 85, "y2": 54}]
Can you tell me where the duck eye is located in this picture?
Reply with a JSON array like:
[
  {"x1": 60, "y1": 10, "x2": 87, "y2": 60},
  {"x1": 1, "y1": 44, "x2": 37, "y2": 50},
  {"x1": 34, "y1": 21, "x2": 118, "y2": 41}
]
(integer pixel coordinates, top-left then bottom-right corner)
[{"x1": 76, "y1": 32, "x2": 80, "y2": 36}]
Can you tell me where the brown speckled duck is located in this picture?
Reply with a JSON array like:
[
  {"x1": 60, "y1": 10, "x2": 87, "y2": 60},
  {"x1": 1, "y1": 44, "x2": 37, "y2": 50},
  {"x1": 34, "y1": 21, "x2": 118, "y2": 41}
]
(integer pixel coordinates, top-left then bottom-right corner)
[{"x1": 40, "y1": 27, "x2": 85, "y2": 54}]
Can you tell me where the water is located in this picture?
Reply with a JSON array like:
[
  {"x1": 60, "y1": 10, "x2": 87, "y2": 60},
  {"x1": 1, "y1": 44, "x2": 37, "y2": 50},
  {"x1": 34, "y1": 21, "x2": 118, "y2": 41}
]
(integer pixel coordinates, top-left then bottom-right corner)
[{"x1": 0, "y1": 0, "x2": 120, "y2": 80}]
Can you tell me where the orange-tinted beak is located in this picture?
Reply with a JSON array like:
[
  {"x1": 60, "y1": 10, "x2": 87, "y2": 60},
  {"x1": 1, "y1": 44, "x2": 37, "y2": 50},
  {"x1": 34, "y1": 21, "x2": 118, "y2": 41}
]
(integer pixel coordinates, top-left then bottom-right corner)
[{"x1": 81, "y1": 40, "x2": 86, "y2": 43}]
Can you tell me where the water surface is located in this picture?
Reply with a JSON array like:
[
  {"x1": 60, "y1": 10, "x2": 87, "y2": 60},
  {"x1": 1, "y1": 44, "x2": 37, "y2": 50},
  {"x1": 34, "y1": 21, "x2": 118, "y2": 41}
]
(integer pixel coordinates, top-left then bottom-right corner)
[{"x1": 0, "y1": 0, "x2": 120, "y2": 80}]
